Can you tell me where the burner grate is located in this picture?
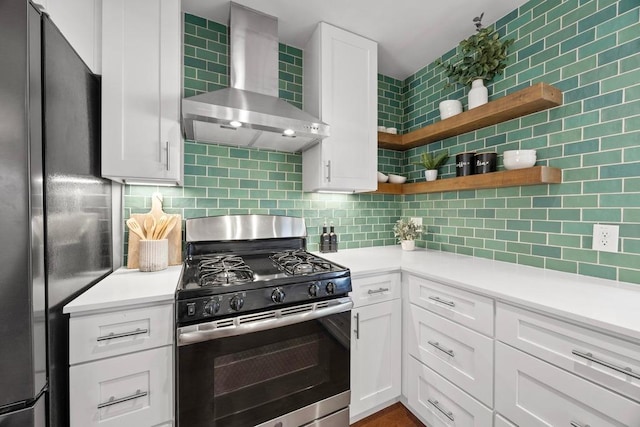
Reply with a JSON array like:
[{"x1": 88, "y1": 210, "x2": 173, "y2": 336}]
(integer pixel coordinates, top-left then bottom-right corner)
[
  {"x1": 198, "y1": 255, "x2": 254, "y2": 287},
  {"x1": 270, "y1": 250, "x2": 332, "y2": 276}
]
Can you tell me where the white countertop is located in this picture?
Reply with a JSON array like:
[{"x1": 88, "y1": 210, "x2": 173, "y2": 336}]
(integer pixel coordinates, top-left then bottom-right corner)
[
  {"x1": 63, "y1": 266, "x2": 181, "y2": 315},
  {"x1": 317, "y1": 246, "x2": 640, "y2": 341}
]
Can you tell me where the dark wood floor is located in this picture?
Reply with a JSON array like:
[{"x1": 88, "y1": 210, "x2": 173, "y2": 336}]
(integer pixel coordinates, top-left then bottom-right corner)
[{"x1": 351, "y1": 403, "x2": 425, "y2": 427}]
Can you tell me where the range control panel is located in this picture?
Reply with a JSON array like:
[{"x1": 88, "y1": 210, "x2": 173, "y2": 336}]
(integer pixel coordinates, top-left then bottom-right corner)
[{"x1": 176, "y1": 276, "x2": 351, "y2": 325}]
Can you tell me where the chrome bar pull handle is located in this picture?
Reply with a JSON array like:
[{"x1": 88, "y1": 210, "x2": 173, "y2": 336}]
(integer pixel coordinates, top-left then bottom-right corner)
[
  {"x1": 354, "y1": 312, "x2": 360, "y2": 339},
  {"x1": 325, "y1": 160, "x2": 331, "y2": 182},
  {"x1": 166, "y1": 141, "x2": 170, "y2": 171},
  {"x1": 427, "y1": 399, "x2": 454, "y2": 421},
  {"x1": 97, "y1": 389, "x2": 148, "y2": 409},
  {"x1": 428, "y1": 340, "x2": 455, "y2": 357},
  {"x1": 428, "y1": 295, "x2": 455, "y2": 307},
  {"x1": 571, "y1": 350, "x2": 640, "y2": 380},
  {"x1": 367, "y1": 287, "x2": 389, "y2": 295},
  {"x1": 97, "y1": 328, "x2": 148, "y2": 342},
  {"x1": 570, "y1": 421, "x2": 591, "y2": 427}
]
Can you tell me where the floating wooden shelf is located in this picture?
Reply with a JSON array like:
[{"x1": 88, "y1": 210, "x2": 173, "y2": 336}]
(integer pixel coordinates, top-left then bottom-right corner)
[
  {"x1": 372, "y1": 166, "x2": 562, "y2": 195},
  {"x1": 378, "y1": 83, "x2": 563, "y2": 151}
]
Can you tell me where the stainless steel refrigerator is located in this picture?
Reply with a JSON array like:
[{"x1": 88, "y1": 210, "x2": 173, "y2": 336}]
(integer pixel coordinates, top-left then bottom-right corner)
[{"x1": 0, "y1": 2, "x2": 113, "y2": 426}]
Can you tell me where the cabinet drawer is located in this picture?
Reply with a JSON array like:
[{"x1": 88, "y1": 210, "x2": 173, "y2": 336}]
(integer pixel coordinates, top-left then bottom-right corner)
[
  {"x1": 408, "y1": 357, "x2": 492, "y2": 427},
  {"x1": 69, "y1": 303, "x2": 173, "y2": 364},
  {"x1": 496, "y1": 302, "x2": 640, "y2": 402},
  {"x1": 495, "y1": 342, "x2": 640, "y2": 426},
  {"x1": 69, "y1": 346, "x2": 173, "y2": 427},
  {"x1": 351, "y1": 273, "x2": 400, "y2": 307},
  {"x1": 408, "y1": 275, "x2": 493, "y2": 336},
  {"x1": 408, "y1": 304, "x2": 493, "y2": 407}
]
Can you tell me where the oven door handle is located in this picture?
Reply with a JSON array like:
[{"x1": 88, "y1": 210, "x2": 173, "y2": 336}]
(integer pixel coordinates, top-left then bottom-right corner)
[{"x1": 177, "y1": 297, "x2": 353, "y2": 346}]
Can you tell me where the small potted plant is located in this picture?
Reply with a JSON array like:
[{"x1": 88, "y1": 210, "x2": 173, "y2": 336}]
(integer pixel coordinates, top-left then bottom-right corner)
[
  {"x1": 415, "y1": 151, "x2": 449, "y2": 181},
  {"x1": 435, "y1": 13, "x2": 514, "y2": 109},
  {"x1": 393, "y1": 218, "x2": 422, "y2": 251}
]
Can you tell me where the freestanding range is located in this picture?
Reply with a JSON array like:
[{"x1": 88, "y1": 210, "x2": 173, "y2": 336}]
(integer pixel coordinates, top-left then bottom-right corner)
[{"x1": 176, "y1": 215, "x2": 352, "y2": 427}]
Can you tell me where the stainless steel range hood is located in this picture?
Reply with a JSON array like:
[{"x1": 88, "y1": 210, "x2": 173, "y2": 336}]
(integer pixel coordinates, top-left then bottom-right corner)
[{"x1": 182, "y1": 3, "x2": 329, "y2": 152}]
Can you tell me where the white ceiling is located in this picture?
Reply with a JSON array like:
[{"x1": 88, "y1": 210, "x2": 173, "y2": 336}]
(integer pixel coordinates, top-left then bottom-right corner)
[{"x1": 182, "y1": 0, "x2": 529, "y2": 80}]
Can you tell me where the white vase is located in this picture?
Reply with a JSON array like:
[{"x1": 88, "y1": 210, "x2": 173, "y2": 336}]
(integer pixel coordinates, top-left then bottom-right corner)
[
  {"x1": 439, "y1": 100, "x2": 462, "y2": 119},
  {"x1": 401, "y1": 240, "x2": 415, "y2": 251},
  {"x1": 425, "y1": 170, "x2": 438, "y2": 181},
  {"x1": 468, "y1": 79, "x2": 488, "y2": 109}
]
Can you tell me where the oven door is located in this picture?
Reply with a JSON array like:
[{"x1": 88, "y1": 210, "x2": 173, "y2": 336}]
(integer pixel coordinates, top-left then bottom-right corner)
[{"x1": 177, "y1": 297, "x2": 352, "y2": 427}]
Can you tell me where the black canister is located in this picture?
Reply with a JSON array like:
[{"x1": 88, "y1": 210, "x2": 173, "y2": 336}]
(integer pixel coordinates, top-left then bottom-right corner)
[
  {"x1": 456, "y1": 152, "x2": 475, "y2": 176},
  {"x1": 475, "y1": 152, "x2": 497, "y2": 174}
]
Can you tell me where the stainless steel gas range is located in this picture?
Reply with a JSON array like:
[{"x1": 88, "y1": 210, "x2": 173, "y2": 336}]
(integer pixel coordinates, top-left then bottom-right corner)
[{"x1": 175, "y1": 215, "x2": 352, "y2": 427}]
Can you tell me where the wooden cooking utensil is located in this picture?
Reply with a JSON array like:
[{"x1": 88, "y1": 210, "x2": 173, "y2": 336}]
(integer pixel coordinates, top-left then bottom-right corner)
[
  {"x1": 143, "y1": 215, "x2": 156, "y2": 240},
  {"x1": 153, "y1": 215, "x2": 168, "y2": 240},
  {"x1": 126, "y1": 218, "x2": 147, "y2": 240},
  {"x1": 159, "y1": 215, "x2": 178, "y2": 240}
]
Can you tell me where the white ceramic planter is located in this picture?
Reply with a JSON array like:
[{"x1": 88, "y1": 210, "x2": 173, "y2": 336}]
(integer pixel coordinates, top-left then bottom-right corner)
[
  {"x1": 425, "y1": 170, "x2": 438, "y2": 181},
  {"x1": 468, "y1": 79, "x2": 488, "y2": 109},
  {"x1": 401, "y1": 240, "x2": 416, "y2": 251},
  {"x1": 439, "y1": 100, "x2": 463, "y2": 119}
]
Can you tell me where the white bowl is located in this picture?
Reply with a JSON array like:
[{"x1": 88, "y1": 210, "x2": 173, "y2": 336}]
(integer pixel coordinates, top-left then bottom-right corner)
[
  {"x1": 439, "y1": 100, "x2": 463, "y2": 119},
  {"x1": 503, "y1": 150, "x2": 537, "y2": 170},
  {"x1": 377, "y1": 172, "x2": 388, "y2": 182},
  {"x1": 503, "y1": 149, "x2": 536, "y2": 158},
  {"x1": 388, "y1": 174, "x2": 407, "y2": 184}
]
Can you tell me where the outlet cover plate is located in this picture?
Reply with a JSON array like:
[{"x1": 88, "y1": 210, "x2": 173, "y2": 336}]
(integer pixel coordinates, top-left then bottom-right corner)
[
  {"x1": 411, "y1": 217, "x2": 423, "y2": 226},
  {"x1": 592, "y1": 224, "x2": 619, "y2": 253}
]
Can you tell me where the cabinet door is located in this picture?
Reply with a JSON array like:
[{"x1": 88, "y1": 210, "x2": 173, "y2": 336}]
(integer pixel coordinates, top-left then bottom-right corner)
[
  {"x1": 303, "y1": 23, "x2": 377, "y2": 192},
  {"x1": 495, "y1": 342, "x2": 640, "y2": 427},
  {"x1": 350, "y1": 299, "x2": 401, "y2": 419},
  {"x1": 102, "y1": 0, "x2": 182, "y2": 185},
  {"x1": 69, "y1": 346, "x2": 173, "y2": 427},
  {"x1": 43, "y1": 0, "x2": 102, "y2": 73}
]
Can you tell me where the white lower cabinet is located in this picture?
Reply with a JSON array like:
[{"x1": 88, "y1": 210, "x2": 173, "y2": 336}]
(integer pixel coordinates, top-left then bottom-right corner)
[
  {"x1": 350, "y1": 273, "x2": 401, "y2": 421},
  {"x1": 69, "y1": 346, "x2": 173, "y2": 427},
  {"x1": 408, "y1": 356, "x2": 492, "y2": 426},
  {"x1": 495, "y1": 341, "x2": 640, "y2": 426},
  {"x1": 68, "y1": 302, "x2": 174, "y2": 427}
]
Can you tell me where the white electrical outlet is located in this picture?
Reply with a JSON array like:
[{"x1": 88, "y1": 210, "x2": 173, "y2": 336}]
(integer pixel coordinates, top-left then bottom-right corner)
[
  {"x1": 410, "y1": 217, "x2": 423, "y2": 226},
  {"x1": 592, "y1": 224, "x2": 619, "y2": 253}
]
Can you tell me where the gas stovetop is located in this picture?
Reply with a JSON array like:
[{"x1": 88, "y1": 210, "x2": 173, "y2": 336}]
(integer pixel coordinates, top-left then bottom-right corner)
[
  {"x1": 175, "y1": 215, "x2": 352, "y2": 326},
  {"x1": 176, "y1": 248, "x2": 351, "y2": 325},
  {"x1": 178, "y1": 249, "x2": 348, "y2": 296}
]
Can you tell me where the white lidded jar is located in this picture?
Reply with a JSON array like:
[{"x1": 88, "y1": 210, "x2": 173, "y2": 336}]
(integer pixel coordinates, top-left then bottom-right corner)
[{"x1": 468, "y1": 79, "x2": 488, "y2": 109}]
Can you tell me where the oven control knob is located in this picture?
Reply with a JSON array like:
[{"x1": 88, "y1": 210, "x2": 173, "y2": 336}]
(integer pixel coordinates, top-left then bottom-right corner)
[
  {"x1": 229, "y1": 295, "x2": 244, "y2": 311},
  {"x1": 325, "y1": 282, "x2": 336, "y2": 294},
  {"x1": 271, "y1": 288, "x2": 286, "y2": 304},
  {"x1": 203, "y1": 299, "x2": 220, "y2": 316},
  {"x1": 308, "y1": 283, "x2": 319, "y2": 297}
]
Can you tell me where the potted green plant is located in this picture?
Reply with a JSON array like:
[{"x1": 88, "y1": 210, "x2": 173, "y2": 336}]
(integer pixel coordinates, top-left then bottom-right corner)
[
  {"x1": 436, "y1": 13, "x2": 514, "y2": 109},
  {"x1": 415, "y1": 151, "x2": 449, "y2": 181},
  {"x1": 393, "y1": 218, "x2": 422, "y2": 251}
]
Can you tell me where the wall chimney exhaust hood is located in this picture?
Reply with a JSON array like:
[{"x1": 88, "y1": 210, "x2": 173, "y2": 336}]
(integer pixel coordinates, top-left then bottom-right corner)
[{"x1": 182, "y1": 3, "x2": 329, "y2": 152}]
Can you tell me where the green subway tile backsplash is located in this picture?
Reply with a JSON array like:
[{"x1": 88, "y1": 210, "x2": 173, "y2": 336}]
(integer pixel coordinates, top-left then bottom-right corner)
[{"x1": 123, "y1": 4, "x2": 639, "y2": 285}]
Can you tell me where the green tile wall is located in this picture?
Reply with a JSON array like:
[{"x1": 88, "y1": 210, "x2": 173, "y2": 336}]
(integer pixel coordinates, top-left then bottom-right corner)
[
  {"x1": 399, "y1": 0, "x2": 640, "y2": 284},
  {"x1": 123, "y1": 14, "x2": 400, "y2": 262},
  {"x1": 124, "y1": 4, "x2": 640, "y2": 286}
]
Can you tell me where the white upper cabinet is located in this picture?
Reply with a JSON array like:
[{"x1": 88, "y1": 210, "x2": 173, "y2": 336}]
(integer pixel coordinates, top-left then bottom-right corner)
[
  {"x1": 39, "y1": 0, "x2": 102, "y2": 74},
  {"x1": 303, "y1": 22, "x2": 377, "y2": 192},
  {"x1": 101, "y1": 0, "x2": 183, "y2": 185}
]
